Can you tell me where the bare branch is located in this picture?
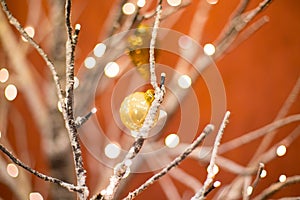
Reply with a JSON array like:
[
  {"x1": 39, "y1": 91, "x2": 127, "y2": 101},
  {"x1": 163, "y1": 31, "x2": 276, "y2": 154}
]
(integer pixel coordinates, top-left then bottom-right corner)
[
  {"x1": 219, "y1": 114, "x2": 300, "y2": 154},
  {"x1": 0, "y1": 144, "x2": 84, "y2": 193},
  {"x1": 192, "y1": 111, "x2": 230, "y2": 200},
  {"x1": 253, "y1": 175, "x2": 300, "y2": 200},
  {"x1": 123, "y1": 124, "x2": 214, "y2": 200},
  {"x1": 92, "y1": 3, "x2": 165, "y2": 200},
  {"x1": 63, "y1": 0, "x2": 88, "y2": 199},
  {"x1": 0, "y1": 0, "x2": 64, "y2": 102}
]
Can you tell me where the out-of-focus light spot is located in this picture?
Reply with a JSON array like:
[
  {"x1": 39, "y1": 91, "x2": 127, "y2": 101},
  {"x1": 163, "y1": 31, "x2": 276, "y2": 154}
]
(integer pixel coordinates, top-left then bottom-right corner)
[
  {"x1": 206, "y1": 0, "x2": 218, "y2": 5},
  {"x1": 74, "y1": 76, "x2": 79, "y2": 89},
  {"x1": 122, "y1": 3, "x2": 136, "y2": 15},
  {"x1": 57, "y1": 101, "x2": 63, "y2": 112},
  {"x1": 91, "y1": 107, "x2": 97, "y2": 114},
  {"x1": 0, "y1": 131, "x2": 2, "y2": 139},
  {"x1": 167, "y1": 0, "x2": 182, "y2": 7},
  {"x1": 207, "y1": 164, "x2": 219, "y2": 176},
  {"x1": 21, "y1": 26, "x2": 35, "y2": 42},
  {"x1": 7, "y1": 163, "x2": 19, "y2": 178},
  {"x1": 5, "y1": 84, "x2": 17, "y2": 101},
  {"x1": 94, "y1": 43, "x2": 106, "y2": 57},
  {"x1": 84, "y1": 57, "x2": 96, "y2": 69},
  {"x1": 276, "y1": 145, "x2": 287, "y2": 157},
  {"x1": 75, "y1": 24, "x2": 81, "y2": 31},
  {"x1": 279, "y1": 174, "x2": 287, "y2": 183},
  {"x1": 0, "y1": 68, "x2": 9, "y2": 83},
  {"x1": 178, "y1": 36, "x2": 193, "y2": 50},
  {"x1": 203, "y1": 43, "x2": 216, "y2": 56},
  {"x1": 178, "y1": 74, "x2": 192, "y2": 89},
  {"x1": 165, "y1": 134, "x2": 180, "y2": 148},
  {"x1": 260, "y1": 169, "x2": 267, "y2": 178},
  {"x1": 105, "y1": 143, "x2": 121, "y2": 159},
  {"x1": 246, "y1": 186, "x2": 253, "y2": 196},
  {"x1": 137, "y1": 0, "x2": 146, "y2": 8},
  {"x1": 213, "y1": 181, "x2": 221, "y2": 188},
  {"x1": 29, "y1": 192, "x2": 44, "y2": 200},
  {"x1": 104, "y1": 62, "x2": 120, "y2": 78}
]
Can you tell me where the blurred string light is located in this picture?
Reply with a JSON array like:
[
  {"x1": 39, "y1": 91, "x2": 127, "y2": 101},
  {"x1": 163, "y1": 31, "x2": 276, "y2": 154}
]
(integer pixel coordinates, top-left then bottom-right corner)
[
  {"x1": 104, "y1": 62, "x2": 120, "y2": 78},
  {"x1": 122, "y1": 3, "x2": 136, "y2": 15},
  {"x1": 276, "y1": 144, "x2": 287, "y2": 157},
  {"x1": 213, "y1": 180, "x2": 221, "y2": 188},
  {"x1": 206, "y1": 0, "x2": 219, "y2": 5},
  {"x1": 137, "y1": 0, "x2": 146, "y2": 8},
  {"x1": 260, "y1": 169, "x2": 267, "y2": 178},
  {"x1": 246, "y1": 186, "x2": 253, "y2": 196},
  {"x1": 84, "y1": 57, "x2": 96, "y2": 69},
  {"x1": 167, "y1": 0, "x2": 182, "y2": 7},
  {"x1": 21, "y1": 26, "x2": 35, "y2": 42},
  {"x1": 93, "y1": 43, "x2": 106, "y2": 57},
  {"x1": 29, "y1": 192, "x2": 44, "y2": 200},
  {"x1": 203, "y1": 43, "x2": 216, "y2": 56},
  {"x1": 5, "y1": 84, "x2": 18, "y2": 101},
  {"x1": 7, "y1": 163, "x2": 19, "y2": 178},
  {"x1": 0, "y1": 68, "x2": 9, "y2": 83},
  {"x1": 164, "y1": 133, "x2": 180, "y2": 148},
  {"x1": 104, "y1": 143, "x2": 121, "y2": 159},
  {"x1": 279, "y1": 174, "x2": 287, "y2": 183},
  {"x1": 207, "y1": 164, "x2": 219, "y2": 175},
  {"x1": 178, "y1": 74, "x2": 192, "y2": 89}
]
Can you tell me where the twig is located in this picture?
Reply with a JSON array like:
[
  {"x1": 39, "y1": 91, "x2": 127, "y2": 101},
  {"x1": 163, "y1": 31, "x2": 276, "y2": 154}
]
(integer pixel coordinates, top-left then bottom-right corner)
[
  {"x1": 92, "y1": 3, "x2": 165, "y2": 200},
  {"x1": 148, "y1": 3, "x2": 162, "y2": 90},
  {"x1": 123, "y1": 124, "x2": 214, "y2": 200},
  {"x1": 251, "y1": 76, "x2": 300, "y2": 161},
  {"x1": 0, "y1": 0, "x2": 64, "y2": 102},
  {"x1": 0, "y1": 144, "x2": 84, "y2": 193},
  {"x1": 219, "y1": 114, "x2": 300, "y2": 154},
  {"x1": 75, "y1": 108, "x2": 98, "y2": 128},
  {"x1": 214, "y1": 0, "x2": 273, "y2": 59},
  {"x1": 191, "y1": 111, "x2": 230, "y2": 200},
  {"x1": 64, "y1": 1, "x2": 88, "y2": 199},
  {"x1": 258, "y1": 125, "x2": 300, "y2": 164},
  {"x1": 251, "y1": 163, "x2": 265, "y2": 191},
  {"x1": 253, "y1": 175, "x2": 300, "y2": 200},
  {"x1": 244, "y1": 163, "x2": 265, "y2": 200}
]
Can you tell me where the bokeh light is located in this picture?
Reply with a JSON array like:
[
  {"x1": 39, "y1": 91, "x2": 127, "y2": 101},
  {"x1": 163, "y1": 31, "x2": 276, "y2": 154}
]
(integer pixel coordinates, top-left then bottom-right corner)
[
  {"x1": 105, "y1": 143, "x2": 121, "y2": 159},
  {"x1": 203, "y1": 43, "x2": 216, "y2": 56},
  {"x1": 7, "y1": 163, "x2": 19, "y2": 178},
  {"x1": 165, "y1": 133, "x2": 180, "y2": 148},
  {"x1": 104, "y1": 62, "x2": 120, "y2": 78},
  {"x1": 178, "y1": 74, "x2": 192, "y2": 89},
  {"x1": 122, "y1": 3, "x2": 136, "y2": 15},
  {"x1": 21, "y1": 26, "x2": 35, "y2": 42},
  {"x1": 84, "y1": 57, "x2": 96, "y2": 69},
  {"x1": 0, "y1": 68, "x2": 9, "y2": 83},
  {"x1": 276, "y1": 145, "x2": 287, "y2": 157},
  {"x1": 5, "y1": 84, "x2": 18, "y2": 101}
]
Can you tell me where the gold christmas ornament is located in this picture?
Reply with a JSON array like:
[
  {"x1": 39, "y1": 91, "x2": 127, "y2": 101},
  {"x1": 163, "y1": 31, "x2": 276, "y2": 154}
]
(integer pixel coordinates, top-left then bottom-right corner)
[
  {"x1": 127, "y1": 24, "x2": 158, "y2": 80},
  {"x1": 119, "y1": 89, "x2": 159, "y2": 131}
]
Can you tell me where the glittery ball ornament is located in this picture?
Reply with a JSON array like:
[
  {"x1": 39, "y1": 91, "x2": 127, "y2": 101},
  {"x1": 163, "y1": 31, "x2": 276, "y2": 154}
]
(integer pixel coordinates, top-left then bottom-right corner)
[{"x1": 119, "y1": 89, "x2": 159, "y2": 131}]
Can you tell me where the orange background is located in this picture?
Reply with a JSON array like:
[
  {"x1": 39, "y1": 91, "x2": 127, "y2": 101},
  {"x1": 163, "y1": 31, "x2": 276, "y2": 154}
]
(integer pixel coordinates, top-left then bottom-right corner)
[{"x1": 0, "y1": 0, "x2": 300, "y2": 199}]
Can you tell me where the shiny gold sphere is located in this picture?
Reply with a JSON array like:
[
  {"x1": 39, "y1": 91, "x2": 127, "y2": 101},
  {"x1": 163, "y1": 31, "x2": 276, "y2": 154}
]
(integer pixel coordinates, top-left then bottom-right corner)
[{"x1": 119, "y1": 89, "x2": 159, "y2": 131}]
